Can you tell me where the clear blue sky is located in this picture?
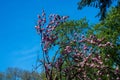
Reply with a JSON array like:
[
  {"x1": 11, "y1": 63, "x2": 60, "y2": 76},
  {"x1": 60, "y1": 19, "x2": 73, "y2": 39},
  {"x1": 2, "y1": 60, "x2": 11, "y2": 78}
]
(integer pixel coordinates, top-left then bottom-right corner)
[{"x1": 0, "y1": 0, "x2": 99, "y2": 72}]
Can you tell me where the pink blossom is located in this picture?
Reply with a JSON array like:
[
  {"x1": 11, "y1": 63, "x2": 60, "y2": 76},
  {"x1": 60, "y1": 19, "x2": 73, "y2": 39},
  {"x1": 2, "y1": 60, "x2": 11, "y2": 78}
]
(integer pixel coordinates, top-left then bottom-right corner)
[
  {"x1": 92, "y1": 58, "x2": 98, "y2": 62},
  {"x1": 38, "y1": 20, "x2": 42, "y2": 24},
  {"x1": 98, "y1": 44, "x2": 105, "y2": 47},
  {"x1": 99, "y1": 61, "x2": 103, "y2": 65},
  {"x1": 79, "y1": 40, "x2": 83, "y2": 42},
  {"x1": 43, "y1": 18, "x2": 46, "y2": 23},
  {"x1": 62, "y1": 16, "x2": 69, "y2": 20},
  {"x1": 35, "y1": 26, "x2": 40, "y2": 29},
  {"x1": 116, "y1": 77, "x2": 120, "y2": 80},
  {"x1": 90, "y1": 40, "x2": 96, "y2": 44},
  {"x1": 43, "y1": 48, "x2": 47, "y2": 52},
  {"x1": 90, "y1": 63, "x2": 95, "y2": 68},
  {"x1": 83, "y1": 45, "x2": 88, "y2": 50},
  {"x1": 64, "y1": 46, "x2": 72, "y2": 53}
]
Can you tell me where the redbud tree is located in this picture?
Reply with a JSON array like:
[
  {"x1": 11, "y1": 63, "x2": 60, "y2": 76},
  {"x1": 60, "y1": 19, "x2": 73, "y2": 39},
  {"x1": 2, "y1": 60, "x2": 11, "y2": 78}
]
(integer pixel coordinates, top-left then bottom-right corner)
[{"x1": 35, "y1": 10, "x2": 120, "y2": 80}]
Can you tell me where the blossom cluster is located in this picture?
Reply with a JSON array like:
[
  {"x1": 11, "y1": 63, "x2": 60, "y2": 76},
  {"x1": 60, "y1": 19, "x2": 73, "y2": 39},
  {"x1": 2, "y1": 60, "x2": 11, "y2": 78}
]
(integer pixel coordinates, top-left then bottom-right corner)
[{"x1": 35, "y1": 10, "x2": 69, "y2": 52}]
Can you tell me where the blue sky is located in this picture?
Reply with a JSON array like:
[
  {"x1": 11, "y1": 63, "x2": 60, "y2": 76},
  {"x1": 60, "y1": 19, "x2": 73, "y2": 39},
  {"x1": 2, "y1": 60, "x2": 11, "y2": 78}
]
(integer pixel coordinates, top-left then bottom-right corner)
[{"x1": 0, "y1": 0, "x2": 99, "y2": 72}]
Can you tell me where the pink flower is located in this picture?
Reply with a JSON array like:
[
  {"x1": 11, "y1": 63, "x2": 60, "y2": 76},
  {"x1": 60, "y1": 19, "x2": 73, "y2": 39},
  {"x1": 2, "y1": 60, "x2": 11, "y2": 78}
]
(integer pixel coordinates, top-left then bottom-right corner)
[
  {"x1": 51, "y1": 26, "x2": 55, "y2": 31},
  {"x1": 42, "y1": 18, "x2": 46, "y2": 23},
  {"x1": 35, "y1": 26, "x2": 40, "y2": 29},
  {"x1": 92, "y1": 58, "x2": 97, "y2": 61},
  {"x1": 66, "y1": 46, "x2": 71, "y2": 50},
  {"x1": 99, "y1": 61, "x2": 103, "y2": 65},
  {"x1": 43, "y1": 48, "x2": 47, "y2": 52},
  {"x1": 104, "y1": 42, "x2": 108, "y2": 45},
  {"x1": 75, "y1": 49, "x2": 79, "y2": 53},
  {"x1": 116, "y1": 66, "x2": 119, "y2": 73},
  {"x1": 65, "y1": 46, "x2": 72, "y2": 53},
  {"x1": 116, "y1": 77, "x2": 120, "y2": 80},
  {"x1": 38, "y1": 20, "x2": 42, "y2": 24},
  {"x1": 83, "y1": 45, "x2": 88, "y2": 50},
  {"x1": 90, "y1": 63, "x2": 95, "y2": 68},
  {"x1": 98, "y1": 44, "x2": 106, "y2": 47},
  {"x1": 79, "y1": 40, "x2": 83, "y2": 42},
  {"x1": 80, "y1": 62, "x2": 85, "y2": 67},
  {"x1": 90, "y1": 40, "x2": 95, "y2": 44},
  {"x1": 62, "y1": 16, "x2": 69, "y2": 20}
]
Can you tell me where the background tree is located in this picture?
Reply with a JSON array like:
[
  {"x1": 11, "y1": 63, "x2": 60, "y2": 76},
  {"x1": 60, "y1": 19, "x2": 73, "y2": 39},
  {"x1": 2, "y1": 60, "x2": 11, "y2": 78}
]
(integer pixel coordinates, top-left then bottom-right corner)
[
  {"x1": 0, "y1": 72, "x2": 5, "y2": 80},
  {"x1": 77, "y1": 0, "x2": 120, "y2": 20},
  {"x1": 0, "y1": 67, "x2": 41, "y2": 80}
]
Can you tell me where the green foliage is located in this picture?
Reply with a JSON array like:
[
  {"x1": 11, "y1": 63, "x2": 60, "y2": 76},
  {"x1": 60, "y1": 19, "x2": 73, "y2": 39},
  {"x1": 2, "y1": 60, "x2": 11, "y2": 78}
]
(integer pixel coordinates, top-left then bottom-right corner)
[
  {"x1": 53, "y1": 18, "x2": 88, "y2": 48},
  {"x1": 88, "y1": 7, "x2": 120, "y2": 67}
]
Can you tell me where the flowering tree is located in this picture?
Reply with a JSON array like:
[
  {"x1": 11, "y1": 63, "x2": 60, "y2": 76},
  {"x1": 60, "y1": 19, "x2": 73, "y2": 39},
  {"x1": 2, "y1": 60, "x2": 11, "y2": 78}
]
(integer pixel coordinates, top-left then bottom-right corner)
[{"x1": 35, "y1": 10, "x2": 120, "y2": 80}]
